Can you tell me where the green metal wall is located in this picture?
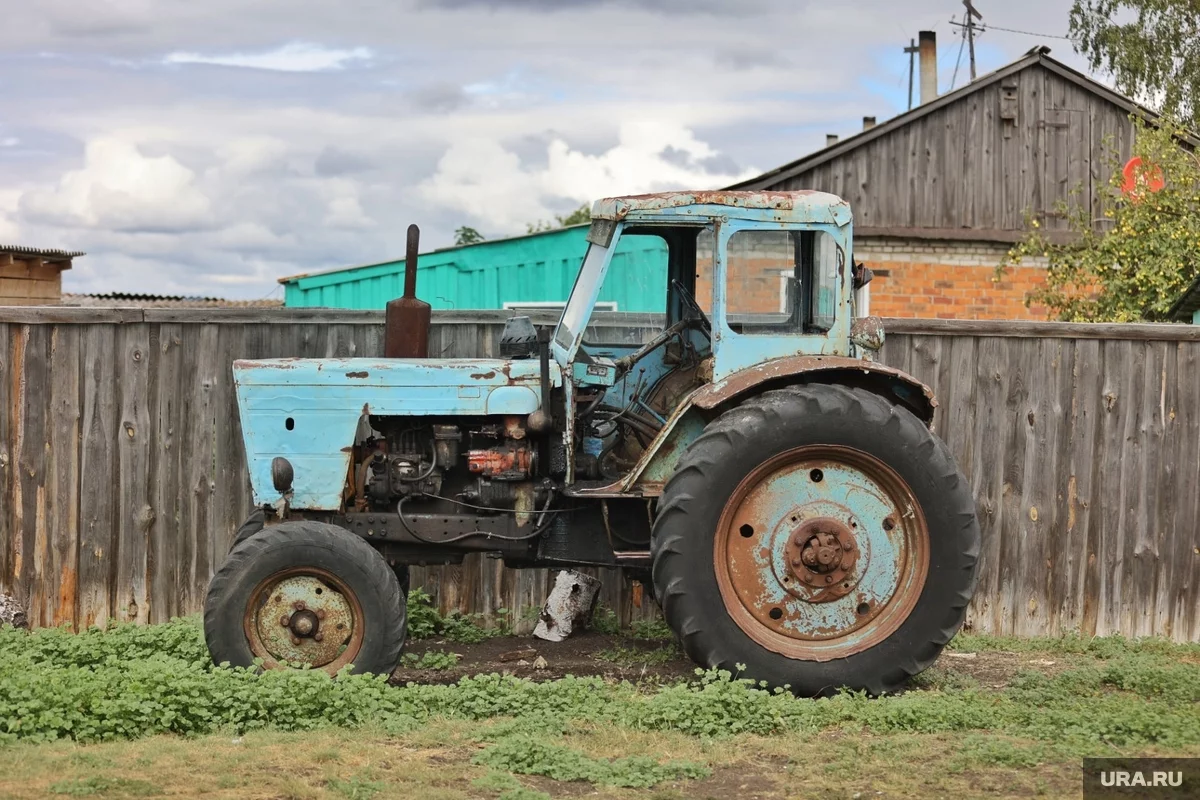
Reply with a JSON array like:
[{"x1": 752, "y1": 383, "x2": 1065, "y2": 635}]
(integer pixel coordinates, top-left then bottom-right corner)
[{"x1": 282, "y1": 226, "x2": 668, "y2": 311}]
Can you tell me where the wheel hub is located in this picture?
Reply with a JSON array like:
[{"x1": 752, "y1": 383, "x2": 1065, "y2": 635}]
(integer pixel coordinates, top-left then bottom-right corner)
[
  {"x1": 714, "y1": 445, "x2": 930, "y2": 660},
  {"x1": 785, "y1": 518, "x2": 859, "y2": 599},
  {"x1": 247, "y1": 571, "x2": 359, "y2": 670}
]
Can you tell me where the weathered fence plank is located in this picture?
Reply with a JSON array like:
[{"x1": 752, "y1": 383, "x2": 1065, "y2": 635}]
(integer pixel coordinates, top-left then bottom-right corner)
[
  {"x1": 46, "y1": 326, "x2": 81, "y2": 628},
  {"x1": 1, "y1": 309, "x2": 1197, "y2": 641}
]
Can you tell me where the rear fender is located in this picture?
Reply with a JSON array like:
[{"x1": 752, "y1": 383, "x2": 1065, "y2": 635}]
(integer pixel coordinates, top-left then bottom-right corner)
[{"x1": 620, "y1": 357, "x2": 936, "y2": 494}]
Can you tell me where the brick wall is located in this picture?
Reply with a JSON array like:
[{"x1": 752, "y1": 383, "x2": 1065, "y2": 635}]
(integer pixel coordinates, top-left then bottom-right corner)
[
  {"x1": 693, "y1": 235, "x2": 1048, "y2": 321},
  {"x1": 854, "y1": 237, "x2": 1048, "y2": 320}
]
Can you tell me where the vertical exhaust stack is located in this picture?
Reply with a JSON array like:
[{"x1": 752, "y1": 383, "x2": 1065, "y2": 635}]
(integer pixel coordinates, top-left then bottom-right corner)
[
  {"x1": 826, "y1": 134, "x2": 839, "y2": 146},
  {"x1": 919, "y1": 31, "x2": 938, "y2": 104},
  {"x1": 863, "y1": 116, "x2": 877, "y2": 130},
  {"x1": 384, "y1": 224, "x2": 431, "y2": 358}
]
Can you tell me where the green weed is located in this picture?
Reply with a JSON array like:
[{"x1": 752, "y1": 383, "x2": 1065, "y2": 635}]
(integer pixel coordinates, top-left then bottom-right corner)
[
  {"x1": 473, "y1": 735, "x2": 710, "y2": 788},
  {"x1": 596, "y1": 644, "x2": 678, "y2": 667},
  {"x1": 400, "y1": 650, "x2": 460, "y2": 670},
  {"x1": 48, "y1": 776, "x2": 161, "y2": 796}
]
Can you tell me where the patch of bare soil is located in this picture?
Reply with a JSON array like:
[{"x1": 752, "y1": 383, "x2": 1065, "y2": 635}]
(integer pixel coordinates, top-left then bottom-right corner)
[
  {"x1": 391, "y1": 635, "x2": 1076, "y2": 690},
  {"x1": 932, "y1": 649, "x2": 1080, "y2": 689},
  {"x1": 390, "y1": 631, "x2": 695, "y2": 685}
]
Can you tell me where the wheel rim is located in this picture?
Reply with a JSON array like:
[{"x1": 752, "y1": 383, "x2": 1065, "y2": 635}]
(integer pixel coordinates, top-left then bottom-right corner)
[
  {"x1": 713, "y1": 445, "x2": 929, "y2": 661},
  {"x1": 243, "y1": 567, "x2": 365, "y2": 673}
]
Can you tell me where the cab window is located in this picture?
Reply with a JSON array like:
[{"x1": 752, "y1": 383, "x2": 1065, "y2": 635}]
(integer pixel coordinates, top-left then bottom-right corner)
[{"x1": 724, "y1": 229, "x2": 841, "y2": 334}]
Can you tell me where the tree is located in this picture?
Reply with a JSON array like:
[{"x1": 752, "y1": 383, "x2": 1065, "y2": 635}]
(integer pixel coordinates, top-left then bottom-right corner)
[
  {"x1": 525, "y1": 204, "x2": 591, "y2": 234},
  {"x1": 454, "y1": 226, "x2": 485, "y2": 246},
  {"x1": 1003, "y1": 118, "x2": 1200, "y2": 322},
  {"x1": 1070, "y1": 0, "x2": 1200, "y2": 128}
]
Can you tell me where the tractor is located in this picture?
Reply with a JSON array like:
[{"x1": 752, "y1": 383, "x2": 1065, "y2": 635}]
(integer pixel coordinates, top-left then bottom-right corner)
[{"x1": 204, "y1": 190, "x2": 980, "y2": 695}]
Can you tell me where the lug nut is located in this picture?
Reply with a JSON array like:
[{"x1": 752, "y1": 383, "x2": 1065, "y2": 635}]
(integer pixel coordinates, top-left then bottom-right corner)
[
  {"x1": 291, "y1": 636, "x2": 301, "y2": 645},
  {"x1": 293, "y1": 600, "x2": 306, "y2": 611},
  {"x1": 314, "y1": 633, "x2": 324, "y2": 642},
  {"x1": 279, "y1": 615, "x2": 290, "y2": 627},
  {"x1": 316, "y1": 610, "x2": 326, "y2": 620}
]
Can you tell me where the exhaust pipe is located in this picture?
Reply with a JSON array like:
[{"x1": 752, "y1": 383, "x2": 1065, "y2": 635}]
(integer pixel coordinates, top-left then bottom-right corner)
[{"x1": 384, "y1": 224, "x2": 431, "y2": 358}]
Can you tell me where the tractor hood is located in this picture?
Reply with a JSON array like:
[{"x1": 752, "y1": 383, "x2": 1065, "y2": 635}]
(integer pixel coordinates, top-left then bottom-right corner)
[{"x1": 234, "y1": 357, "x2": 560, "y2": 509}]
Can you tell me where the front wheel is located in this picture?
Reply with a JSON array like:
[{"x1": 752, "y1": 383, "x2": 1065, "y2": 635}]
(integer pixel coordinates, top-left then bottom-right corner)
[
  {"x1": 204, "y1": 520, "x2": 406, "y2": 675},
  {"x1": 651, "y1": 384, "x2": 979, "y2": 695}
]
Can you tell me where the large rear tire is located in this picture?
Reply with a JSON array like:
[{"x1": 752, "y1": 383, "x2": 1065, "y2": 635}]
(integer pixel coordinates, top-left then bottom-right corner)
[
  {"x1": 651, "y1": 385, "x2": 978, "y2": 695},
  {"x1": 205, "y1": 520, "x2": 406, "y2": 676}
]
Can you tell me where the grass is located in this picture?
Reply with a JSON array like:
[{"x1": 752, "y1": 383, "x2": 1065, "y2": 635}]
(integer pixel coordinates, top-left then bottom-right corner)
[{"x1": 1, "y1": 619, "x2": 1198, "y2": 798}]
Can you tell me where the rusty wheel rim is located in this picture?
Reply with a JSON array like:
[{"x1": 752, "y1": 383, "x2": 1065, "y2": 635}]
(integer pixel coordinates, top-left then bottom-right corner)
[
  {"x1": 714, "y1": 445, "x2": 929, "y2": 661},
  {"x1": 243, "y1": 567, "x2": 365, "y2": 674}
]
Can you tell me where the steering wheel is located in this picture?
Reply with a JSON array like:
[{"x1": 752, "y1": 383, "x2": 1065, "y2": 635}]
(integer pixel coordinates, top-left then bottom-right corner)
[{"x1": 671, "y1": 279, "x2": 712, "y2": 335}]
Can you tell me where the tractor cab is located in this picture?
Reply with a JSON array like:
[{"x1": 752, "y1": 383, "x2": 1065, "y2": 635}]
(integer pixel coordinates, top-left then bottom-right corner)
[{"x1": 547, "y1": 191, "x2": 886, "y2": 490}]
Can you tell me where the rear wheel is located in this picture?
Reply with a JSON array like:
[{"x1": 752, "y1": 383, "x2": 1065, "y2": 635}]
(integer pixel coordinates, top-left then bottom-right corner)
[
  {"x1": 651, "y1": 384, "x2": 978, "y2": 695},
  {"x1": 204, "y1": 520, "x2": 406, "y2": 675}
]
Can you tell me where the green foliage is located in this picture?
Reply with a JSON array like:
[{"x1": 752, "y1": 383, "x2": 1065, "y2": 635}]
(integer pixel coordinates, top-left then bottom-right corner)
[
  {"x1": 454, "y1": 226, "x2": 486, "y2": 246},
  {"x1": 473, "y1": 735, "x2": 709, "y2": 788},
  {"x1": 1003, "y1": 117, "x2": 1200, "y2": 321},
  {"x1": 405, "y1": 589, "x2": 509, "y2": 643},
  {"x1": 1069, "y1": 0, "x2": 1200, "y2": 128},
  {"x1": 400, "y1": 650, "x2": 460, "y2": 670},
  {"x1": 589, "y1": 605, "x2": 621, "y2": 635},
  {"x1": 629, "y1": 618, "x2": 675, "y2": 642},
  {"x1": 49, "y1": 776, "x2": 161, "y2": 796},
  {"x1": 2, "y1": 620, "x2": 1198, "y2": 755},
  {"x1": 951, "y1": 630, "x2": 1200, "y2": 659},
  {"x1": 326, "y1": 773, "x2": 387, "y2": 800},
  {"x1": 526, "y1": 204, "x2": 592, "y2": 234}
]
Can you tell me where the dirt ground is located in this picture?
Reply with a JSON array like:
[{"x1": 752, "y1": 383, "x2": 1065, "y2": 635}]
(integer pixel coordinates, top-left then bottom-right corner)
[{"x1": 391, "y1": 631, "x2": 1077, "y2": 688}]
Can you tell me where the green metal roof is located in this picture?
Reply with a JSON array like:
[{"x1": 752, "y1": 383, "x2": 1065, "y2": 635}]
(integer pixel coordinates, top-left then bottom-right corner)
[{"x1": 280, "y1": 225, "x2": 668, "y2": 312}]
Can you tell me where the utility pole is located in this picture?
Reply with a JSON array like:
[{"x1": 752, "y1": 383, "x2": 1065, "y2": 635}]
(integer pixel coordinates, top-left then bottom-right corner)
[
  {"x1": 904, "y1": 38, "x2": 919, "y2": 110},
  {"x1": 962, "y1": 0, "x2": 982, "y2": 81}
]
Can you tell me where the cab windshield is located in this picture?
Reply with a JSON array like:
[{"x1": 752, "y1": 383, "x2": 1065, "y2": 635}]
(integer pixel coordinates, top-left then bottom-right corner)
[{"x1": 552, "y1": 240, "x2": 610, "y2": 355}]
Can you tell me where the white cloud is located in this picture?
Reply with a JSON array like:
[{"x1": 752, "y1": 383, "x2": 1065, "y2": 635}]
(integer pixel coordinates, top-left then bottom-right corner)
[
  {"x1": 419, "y1": 121, "x2": 758, "y2": 232},
  {"x1": 20, "y1": 138, "x2": 213, "y2": 232},
  {"x1": 163, "y1": 42, "x2": 371, "y2": 72}
]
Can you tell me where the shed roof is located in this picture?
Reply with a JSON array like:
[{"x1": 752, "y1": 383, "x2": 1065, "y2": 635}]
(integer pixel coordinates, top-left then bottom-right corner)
[
  {"x1": 730, "y1": 47, "x2": 1198, "y2": 192},
  {"x1": 1168, "y1": 277, "x2": 1200, "y2": 322},
  {"x1": 1, "y1": 245, "x2": 85, "y2": 264},
  {"x1": 61, "y1": 292, "x2": 282, "y2": 309}
]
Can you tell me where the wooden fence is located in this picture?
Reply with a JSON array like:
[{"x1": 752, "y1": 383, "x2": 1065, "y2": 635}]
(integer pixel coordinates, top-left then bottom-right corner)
[{"x1": 1, "y1": 308, "x2": 1197, "y2": 641}]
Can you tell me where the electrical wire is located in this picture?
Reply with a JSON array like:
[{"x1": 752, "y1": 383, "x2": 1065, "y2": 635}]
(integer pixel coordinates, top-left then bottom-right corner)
[
  {"x1": 397, "y1": 493, "x2": 557, "y2": 545},
  {"x1": 950, "y1": 25, "x2": 967, "y2": 91},
  {"x1": 980, "y1": 24, "x2": 1071, "y2": 40}
]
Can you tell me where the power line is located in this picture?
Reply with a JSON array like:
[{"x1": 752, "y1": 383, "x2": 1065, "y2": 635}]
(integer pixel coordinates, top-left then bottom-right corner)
[
  {"x1": 979, "y1": 23, "x2": 1071, "y2": 39},
  {"x1": 949, "y1": 22, "x2": 967, "y2": 90}
]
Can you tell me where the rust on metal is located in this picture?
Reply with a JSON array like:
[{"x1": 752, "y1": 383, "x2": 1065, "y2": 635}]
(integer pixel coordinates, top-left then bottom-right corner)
[
  {"x1": 345, "y1": 371, "x2": 369, "y2": 379},
  {"x1": 849, "y1": 316, "x2": 886, "y2": 352},
  {"x1": 243, "y1": 566, "x2": 364, "y2": 674},
  {"x1": 691, "y1": 354, "x2": 937, "y2": 421},
  {"x1": 384, "y1": 224, "x2": 431, "y2": 358},
  {"x1": 713, "y1": 444, "x2": 930, "y2": 661},
  {"x1": 471, "y1": 371, "x2": 497, "y2": 380}
]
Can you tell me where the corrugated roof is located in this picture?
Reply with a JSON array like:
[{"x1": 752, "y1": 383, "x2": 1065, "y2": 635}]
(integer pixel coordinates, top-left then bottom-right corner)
[
  {"x1": 1, "y1": 245, "x2": 85, "y2": 262},
  {"x1": 729, "y1": 47, "x2": 1199, "y2": 191},
  {"x1": 277, "y1": 224, "x2": 588, "y2": 285},
  {"x1": 61, "y1": 293, "x2": 282, "y2": 309}
]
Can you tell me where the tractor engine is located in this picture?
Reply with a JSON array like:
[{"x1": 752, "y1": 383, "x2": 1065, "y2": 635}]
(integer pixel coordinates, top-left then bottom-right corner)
[{"x1": 358, "y1": 416, "x2": 547, "y2": 515}]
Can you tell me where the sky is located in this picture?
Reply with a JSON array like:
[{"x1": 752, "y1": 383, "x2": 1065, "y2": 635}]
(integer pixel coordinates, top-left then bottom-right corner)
[{"x1": 0, "y1": 0, "x2": 1089, "y2": 300}]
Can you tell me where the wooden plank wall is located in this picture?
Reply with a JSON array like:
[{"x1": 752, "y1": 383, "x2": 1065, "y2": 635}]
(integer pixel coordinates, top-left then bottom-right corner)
[
  {"x1": 1, "y1": 309, "x2": 1197, "y2": 641},
  {"x1": 773, "y1": 63, "x2": 1136, "y2": 235}
]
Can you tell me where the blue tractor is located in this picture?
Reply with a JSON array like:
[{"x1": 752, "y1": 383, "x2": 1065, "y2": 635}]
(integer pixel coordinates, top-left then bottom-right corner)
[{"x1": 205, "y1": 191, "x2": 979, "y2": 695}]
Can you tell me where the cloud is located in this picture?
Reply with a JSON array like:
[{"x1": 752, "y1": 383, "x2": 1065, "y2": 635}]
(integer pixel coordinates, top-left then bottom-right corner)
[
  {"x1": 419, "y1": 120, "x2": 758, "y2": 232},
  {"x1": 1, "y1": 0, "x2": 1094, "y2": 299},
  {"x1": 163, "y1": 42, "x2": 372, "y2": 72},
  {"x1": 20, "y1": 138, "x2": 213, "y2": 233}
]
